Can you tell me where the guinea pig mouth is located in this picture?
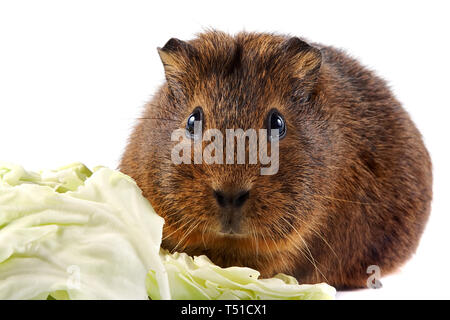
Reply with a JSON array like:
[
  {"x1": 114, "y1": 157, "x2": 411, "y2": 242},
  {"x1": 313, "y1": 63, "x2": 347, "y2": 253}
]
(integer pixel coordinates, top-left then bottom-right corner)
[
  {"x1": 218, "y1": 212, "x2": 244, "y2": 237},
  {"x1": 216, "y1": 229, "x2": 246, "y2": 238}
]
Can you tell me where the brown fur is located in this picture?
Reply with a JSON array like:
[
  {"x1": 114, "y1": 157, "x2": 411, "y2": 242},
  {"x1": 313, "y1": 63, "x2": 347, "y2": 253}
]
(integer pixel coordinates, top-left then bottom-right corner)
[{"x1": 119, "y1": 31, "x2": 432, "y2": 289}]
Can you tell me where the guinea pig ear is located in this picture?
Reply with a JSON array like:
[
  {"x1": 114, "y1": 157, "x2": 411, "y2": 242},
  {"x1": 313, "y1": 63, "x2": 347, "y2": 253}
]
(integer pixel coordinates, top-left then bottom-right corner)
[
  {"x1": 157, "y1": 38, "x2": 195, "y2": 80},
  {"x1": 281, "y1": 37, "x2": 322, "y2": 80},
  {"x1": 157, "y1": 38, "x2": 197, "y2": 99}
]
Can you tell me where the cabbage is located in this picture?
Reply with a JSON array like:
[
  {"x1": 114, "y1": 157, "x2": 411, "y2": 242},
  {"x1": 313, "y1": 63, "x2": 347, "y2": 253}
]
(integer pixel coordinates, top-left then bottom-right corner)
[
  {"x1": 0, "y1": 162, "x2": 169, "y2": 299},
  {"x1": 147, "y1": 250, "x2": 335, "y2": 300},
  {"x1": 0, "y1": 162, "x2": 335, "y2": 300}
]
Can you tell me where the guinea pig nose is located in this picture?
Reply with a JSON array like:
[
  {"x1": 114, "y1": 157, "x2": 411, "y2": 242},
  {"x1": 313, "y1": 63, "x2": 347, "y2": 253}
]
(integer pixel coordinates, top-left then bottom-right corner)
[
  {"x1": 213, "y1": 189, "x2": 250, "y2": 208},
  {"x1": 233, "y1": 190, "x2": 250, "y2": 207},
  {"x1": 213, "y1": 190, "x2": 227, "y2": 207}
]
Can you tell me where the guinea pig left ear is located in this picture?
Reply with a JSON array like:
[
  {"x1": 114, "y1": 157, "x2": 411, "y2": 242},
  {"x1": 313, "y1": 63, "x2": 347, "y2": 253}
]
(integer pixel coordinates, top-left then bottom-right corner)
[{"x1": 281, "y1": 37, "x2": 322, "y2": 80}]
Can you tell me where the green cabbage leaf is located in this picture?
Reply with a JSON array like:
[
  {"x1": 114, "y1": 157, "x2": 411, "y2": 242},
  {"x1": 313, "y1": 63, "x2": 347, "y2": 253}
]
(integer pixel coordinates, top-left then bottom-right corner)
[
  {"x1": 147, "y1": 250, "x2": 335, "y2": 300},
  {"x1": 0, "y1": 162, "x2": 169, "y2": 299}
]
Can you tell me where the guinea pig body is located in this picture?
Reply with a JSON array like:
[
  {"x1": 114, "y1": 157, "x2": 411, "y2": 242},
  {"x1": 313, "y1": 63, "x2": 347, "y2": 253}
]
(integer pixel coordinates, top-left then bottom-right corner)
[{"x1": 120, "y1": 31, "x2": 432, "y2": 289}]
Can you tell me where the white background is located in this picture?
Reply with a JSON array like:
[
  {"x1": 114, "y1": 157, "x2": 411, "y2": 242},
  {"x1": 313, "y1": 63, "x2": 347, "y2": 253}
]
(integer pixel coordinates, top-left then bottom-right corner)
[{"x1": 1, "y1": 0, "x2": 449, "y2": 299}]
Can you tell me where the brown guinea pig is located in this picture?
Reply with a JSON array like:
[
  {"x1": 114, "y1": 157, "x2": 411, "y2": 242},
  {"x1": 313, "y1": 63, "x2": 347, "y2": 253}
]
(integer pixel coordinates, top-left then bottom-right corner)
[{"x1": 119, "y1": 30, "x2": 432, "y2": 289}]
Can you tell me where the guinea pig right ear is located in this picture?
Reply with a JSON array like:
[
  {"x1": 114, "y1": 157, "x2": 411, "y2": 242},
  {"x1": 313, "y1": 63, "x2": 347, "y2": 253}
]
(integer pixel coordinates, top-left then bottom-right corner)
[{"x1": 157, "y1": 38, "x2": 196, "y2": 84}]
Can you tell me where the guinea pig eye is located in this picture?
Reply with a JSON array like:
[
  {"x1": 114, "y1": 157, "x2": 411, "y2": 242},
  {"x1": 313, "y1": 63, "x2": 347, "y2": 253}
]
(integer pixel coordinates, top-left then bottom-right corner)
[
  {"x1": 186, "y1": 106, "x2": 203, "y2": 139},
  {"x1": 266, "y1": 109, "x2": 287, "y2": 141}
]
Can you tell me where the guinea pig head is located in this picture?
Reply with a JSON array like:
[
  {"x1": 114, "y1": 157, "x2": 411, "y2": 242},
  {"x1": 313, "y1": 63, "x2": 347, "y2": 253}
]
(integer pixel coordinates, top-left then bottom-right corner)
[{"x1": 120, "y1": 31, "x2": 330, "y2": 267}]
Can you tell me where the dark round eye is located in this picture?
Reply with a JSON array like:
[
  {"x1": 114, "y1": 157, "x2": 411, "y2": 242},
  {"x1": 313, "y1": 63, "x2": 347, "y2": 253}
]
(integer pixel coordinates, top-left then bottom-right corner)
[
  {"x1": 266, "y1": 109, "x2": 286, "y2": 140},
  {"x1": 186, "y1": 107, "x2": 203, "y2": 139}
]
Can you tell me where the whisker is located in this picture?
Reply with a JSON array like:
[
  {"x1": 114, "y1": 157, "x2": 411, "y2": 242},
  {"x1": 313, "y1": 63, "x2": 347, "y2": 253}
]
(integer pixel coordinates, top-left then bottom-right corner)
[
  {"x1": 250, "y1": 222, "x2": 259, "y2": 257},
  {"x1": 201, "y1": 220, "x2": 210, "y2": 249},
  {"x1": 279, "y1": 216, "x2": 328, "y2": 283},
  {"x1": 282, "y1": 210, "x2": 340, "y2": 261},
  {"x1": 136, "y1": 117, "x2": 180, "y2": 122},
  {"x1": 162, "y1": 215, "x2": 194, "y2": 240},
  {"x1": 314, "y1": 194, "x2": 377, "y2": 205},
  {"x1": 259, "y1": 230, "x2": 275, "y2": 262},
  {"x1": 172, "y1": 220, "x2": 202, "y2": 253},
  {"x1": 310, "y1": 228, "x2": 340, "y2": 260}
]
